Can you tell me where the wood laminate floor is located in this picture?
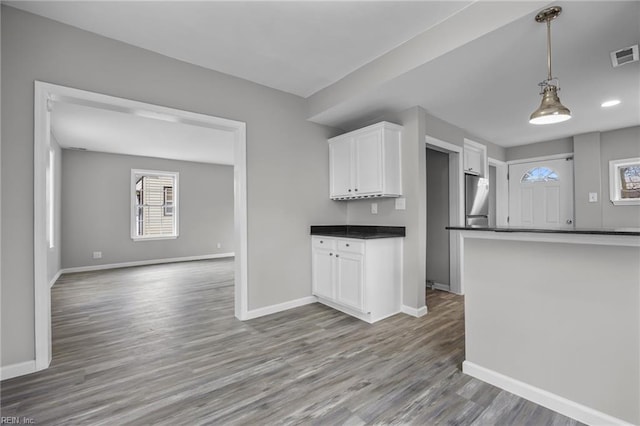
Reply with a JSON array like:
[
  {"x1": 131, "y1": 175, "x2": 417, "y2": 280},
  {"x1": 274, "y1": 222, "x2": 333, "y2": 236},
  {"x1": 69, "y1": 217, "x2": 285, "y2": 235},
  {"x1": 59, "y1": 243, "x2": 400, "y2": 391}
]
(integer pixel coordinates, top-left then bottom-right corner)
[{"x1": 1, "y1": 259, "x2": 582, "y2": 425}]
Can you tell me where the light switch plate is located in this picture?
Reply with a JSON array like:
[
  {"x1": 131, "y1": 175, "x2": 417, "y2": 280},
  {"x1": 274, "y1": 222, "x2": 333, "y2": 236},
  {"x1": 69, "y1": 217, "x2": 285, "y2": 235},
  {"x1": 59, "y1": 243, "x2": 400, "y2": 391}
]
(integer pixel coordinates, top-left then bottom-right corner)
[
  {"x1": 395, "y1": 198, "x2": 406, "y2": 210},
  {"x1": 588, "y1": 192, "x2": 598, "y2": 203},
  {"x1": 371, "y1": 203, "x2": 378, "y2": 214},
  {"x1": 92, "y1": 251, "x2": 102, "y2": 259}
]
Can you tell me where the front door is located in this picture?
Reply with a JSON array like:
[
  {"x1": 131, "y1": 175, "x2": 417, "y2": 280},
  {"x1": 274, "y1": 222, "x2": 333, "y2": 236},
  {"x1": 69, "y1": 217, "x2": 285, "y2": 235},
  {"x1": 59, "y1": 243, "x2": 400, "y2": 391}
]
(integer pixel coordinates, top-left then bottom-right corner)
[{"x1": 508, "y1": 158, "x2": 574, "y2": 228}]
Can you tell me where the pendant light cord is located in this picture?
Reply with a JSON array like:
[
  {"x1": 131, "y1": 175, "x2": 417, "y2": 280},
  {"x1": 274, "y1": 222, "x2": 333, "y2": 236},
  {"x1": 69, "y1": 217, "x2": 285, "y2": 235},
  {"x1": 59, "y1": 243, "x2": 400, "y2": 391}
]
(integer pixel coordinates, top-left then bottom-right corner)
[{"x1": 546, "y1": 18, "x2": 553, "y2": 81}]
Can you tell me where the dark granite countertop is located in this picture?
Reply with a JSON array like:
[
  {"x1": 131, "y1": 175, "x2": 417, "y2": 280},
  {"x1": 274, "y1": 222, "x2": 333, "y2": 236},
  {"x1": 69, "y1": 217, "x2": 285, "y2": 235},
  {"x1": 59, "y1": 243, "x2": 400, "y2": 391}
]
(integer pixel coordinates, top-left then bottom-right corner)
[
  {"x1": 446, "y1": 226, "x2": 640, "y2": 236},
  {"x1": 310, "y1": 225, "x2": 406, "y2": 239}
]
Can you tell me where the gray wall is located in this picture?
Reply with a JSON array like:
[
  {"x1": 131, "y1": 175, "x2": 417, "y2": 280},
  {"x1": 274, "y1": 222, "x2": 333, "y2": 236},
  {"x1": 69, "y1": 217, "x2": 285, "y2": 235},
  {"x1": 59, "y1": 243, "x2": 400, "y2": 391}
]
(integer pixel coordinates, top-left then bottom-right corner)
[
  {"x1": 600, "y1": 126, "x2": 640, "y2": 228},
  {"x1": 1, "y1": 6, "x2": 346, "y2": 367},
  {"x1": 46, "y1": 136, "x2": 62, "y2": 284},
  {"x1": 464, "y1": 237, "x2": 639, "y2": 424},
  {"x1": 573, "y1": 132, "x2": 602, "y2": 228},
  {"x1": 426, "y1": 148, "x2": 449, "y2": 285},
  {"x1": 424, "y1": 113, "x2": 506, "y2": 162},
  {"x1": 61, "y1": 150, "x2": 234, "y2": 268},
  {"x1": 505, "y1": 137, "x2": 573, "y2": 162}
]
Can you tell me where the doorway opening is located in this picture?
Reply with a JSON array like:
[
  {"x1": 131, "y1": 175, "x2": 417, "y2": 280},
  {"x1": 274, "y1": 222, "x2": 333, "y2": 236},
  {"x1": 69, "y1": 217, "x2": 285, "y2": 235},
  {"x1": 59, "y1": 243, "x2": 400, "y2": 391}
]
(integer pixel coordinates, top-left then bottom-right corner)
[
  {"x1": 34, "y1": 81, "x2": 248, "y2": 372},
  {"x1": 425, "y1": 136, "x2": 464, "y2": 295},
  {"x1": 426, "y1": 148, "x2": 451, "y2": 292}
]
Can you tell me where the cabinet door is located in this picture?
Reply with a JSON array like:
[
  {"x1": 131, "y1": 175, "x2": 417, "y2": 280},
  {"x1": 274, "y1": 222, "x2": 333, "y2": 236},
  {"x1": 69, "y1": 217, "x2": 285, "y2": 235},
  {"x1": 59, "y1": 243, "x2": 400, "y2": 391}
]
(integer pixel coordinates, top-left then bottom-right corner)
[
  {"x1": 335, "y1": 252, "x2": 365, "y2": 312},
  {"x1": 329, "y1": 139, "x2": 353, "y2": 198},
  {"x1": 312, "y1": 248, "x2": 335, "y2": 300},
  {"x1": 354, "y1": 130, "x2": 383, "y2": 195},
  {"x1": 464, "y1": 147, "x2": 482, "y2": 176}
]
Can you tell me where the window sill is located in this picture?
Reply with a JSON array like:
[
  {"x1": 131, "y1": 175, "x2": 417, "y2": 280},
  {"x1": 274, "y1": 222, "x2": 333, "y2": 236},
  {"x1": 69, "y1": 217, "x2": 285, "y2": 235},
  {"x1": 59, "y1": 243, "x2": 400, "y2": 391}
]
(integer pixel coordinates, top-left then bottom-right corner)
[
  {"x1": 610, "y1": 199, "x2": 640, "y2": 206},
  {"x1": 131, "y1": 235, "x2": 178, "y2": 242}
]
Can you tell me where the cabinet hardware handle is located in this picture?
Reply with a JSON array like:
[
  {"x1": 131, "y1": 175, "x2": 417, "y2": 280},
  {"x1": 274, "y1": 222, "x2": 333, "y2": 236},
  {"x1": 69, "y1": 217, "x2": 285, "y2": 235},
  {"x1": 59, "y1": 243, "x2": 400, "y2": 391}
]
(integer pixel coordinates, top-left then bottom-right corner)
[
  {"x1": 330, "y1": 253, "x2": 333, "y2": 256},
  {"x1": 336, "y1": 254, "x2": 340, "y2": 258},
  {"x1": 348, "y1": 189, "x2": 352, "y2": 192},
  {"x1": 320, "y1": 240, "x2": 323, "y2": 243},
  {"x1": 355, "y1": 189, "x2": 358, "y2": 192},
  {"x1": 346, "y1": 244, "x2": 349, "y2": 247}
]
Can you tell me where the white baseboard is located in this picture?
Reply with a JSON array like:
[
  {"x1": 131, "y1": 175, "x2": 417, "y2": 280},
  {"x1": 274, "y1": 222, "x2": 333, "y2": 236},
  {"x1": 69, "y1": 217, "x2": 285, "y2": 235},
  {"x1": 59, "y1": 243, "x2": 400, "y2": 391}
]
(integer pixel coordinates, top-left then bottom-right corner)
[
  {"x1": 462, "y1": 361, "x2": 634, "y2": 426},
  {"x1": 401, "y1": 304, "x2": 428, "y2": 317},
  {"x1": 429, "y1": 281, "x2": 451, "y2": 292},
  {"x1": 49, "y1": 269, "x2": 62, "y2": 288},
  {"x1": 61, "y1": 253, "x2": 235, "y2": 274},
  {"x1": 244, "y1": 296, "x2": 317, "y2": 320},
  {"x1": 1, "y1": 360, "x2": 36, "y2": 381}
]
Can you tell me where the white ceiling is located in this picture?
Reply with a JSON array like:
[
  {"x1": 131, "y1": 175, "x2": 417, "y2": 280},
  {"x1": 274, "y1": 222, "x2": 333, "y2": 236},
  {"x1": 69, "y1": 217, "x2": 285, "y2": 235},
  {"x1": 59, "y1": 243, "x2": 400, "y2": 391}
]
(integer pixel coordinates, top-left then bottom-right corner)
[
  {"x1": 11, "y1": 1, "x2": 640, "y2": 148},
  {"x1": 310, "y1": 1, "x2": 640, "y2": 147},
  {"x1": 8, "y1": 1, "x2": 471, "y2": 98},
  {"x1": 51, "y1": 101, "x2": 235, "y2": 165}
]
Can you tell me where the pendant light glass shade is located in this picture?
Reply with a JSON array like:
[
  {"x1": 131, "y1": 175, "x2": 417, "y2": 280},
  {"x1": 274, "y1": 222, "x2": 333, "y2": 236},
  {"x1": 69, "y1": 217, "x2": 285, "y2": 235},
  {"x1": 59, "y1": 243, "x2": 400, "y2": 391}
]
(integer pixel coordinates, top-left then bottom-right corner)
[
  {"x1": 529, "y1": 6, "x2": 571, "y2": 125},
  {"x1": 529, "y1": 84, "x2": 571, "y2": 125}
]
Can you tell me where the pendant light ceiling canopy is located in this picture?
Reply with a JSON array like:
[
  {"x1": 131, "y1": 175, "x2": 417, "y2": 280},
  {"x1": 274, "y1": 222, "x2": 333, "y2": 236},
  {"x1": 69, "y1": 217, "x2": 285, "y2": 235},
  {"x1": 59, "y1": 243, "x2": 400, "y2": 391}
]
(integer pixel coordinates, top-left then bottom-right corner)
[{"x1": 529, "y1": 6, "x2": 571, "y2": 125}]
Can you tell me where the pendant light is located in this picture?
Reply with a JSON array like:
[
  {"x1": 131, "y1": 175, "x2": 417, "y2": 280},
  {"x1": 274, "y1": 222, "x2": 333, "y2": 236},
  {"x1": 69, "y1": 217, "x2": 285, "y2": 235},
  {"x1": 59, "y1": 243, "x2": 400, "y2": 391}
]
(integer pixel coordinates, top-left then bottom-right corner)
[{"x1": 529, "y1": 6, "x2": 571, "y2": 125}]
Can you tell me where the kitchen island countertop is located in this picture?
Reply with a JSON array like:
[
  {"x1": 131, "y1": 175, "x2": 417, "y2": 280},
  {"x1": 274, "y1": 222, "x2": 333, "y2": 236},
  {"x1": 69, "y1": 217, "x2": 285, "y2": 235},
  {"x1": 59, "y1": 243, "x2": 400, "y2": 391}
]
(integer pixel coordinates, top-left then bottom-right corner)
[
  {"x1": 310, "y1": 225, "x2": 405, "y2": 239},
  {"x1": 446, "y1": 226, "x2": 640, "y2": 236}
]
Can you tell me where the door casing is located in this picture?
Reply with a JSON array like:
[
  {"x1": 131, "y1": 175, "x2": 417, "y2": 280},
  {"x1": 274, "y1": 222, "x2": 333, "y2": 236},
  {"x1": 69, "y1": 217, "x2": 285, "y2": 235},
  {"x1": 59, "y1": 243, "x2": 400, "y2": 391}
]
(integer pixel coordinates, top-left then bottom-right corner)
[{"x1": 33, "y1": 81, "x2": 249, "y2": 371}]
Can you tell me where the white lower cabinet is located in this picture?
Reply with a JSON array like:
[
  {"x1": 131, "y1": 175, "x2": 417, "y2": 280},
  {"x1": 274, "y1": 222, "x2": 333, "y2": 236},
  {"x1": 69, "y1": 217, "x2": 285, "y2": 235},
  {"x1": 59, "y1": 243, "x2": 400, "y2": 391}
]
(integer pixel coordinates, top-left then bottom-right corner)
[{"x1": 311, "y1": 236, "x2": 402, "y2": 323}]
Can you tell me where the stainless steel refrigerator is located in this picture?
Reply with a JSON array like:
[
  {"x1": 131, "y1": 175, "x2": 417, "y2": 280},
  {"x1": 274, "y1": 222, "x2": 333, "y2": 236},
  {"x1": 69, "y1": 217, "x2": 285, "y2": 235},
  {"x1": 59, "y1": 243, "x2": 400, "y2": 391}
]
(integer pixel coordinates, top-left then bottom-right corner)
[{"x1": 465, "y1": 174, "x2": 489, "y2": 227}]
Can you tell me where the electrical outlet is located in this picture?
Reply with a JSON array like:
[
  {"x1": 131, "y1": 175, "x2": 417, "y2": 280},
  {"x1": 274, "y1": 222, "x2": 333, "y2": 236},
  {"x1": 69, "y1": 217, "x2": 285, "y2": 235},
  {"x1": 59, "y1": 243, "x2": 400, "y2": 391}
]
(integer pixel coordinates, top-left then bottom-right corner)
[
  {"x1": 395, "y1": 198, "x2": 406, "y2": 210},
  {"x1": 92, "y1": 251, "x2": 102, "y2": 259},
  {"x1": 371, "y1": 203, "x2": 378, "y2": 214},
  {"x1": 588, "y1": 192, "x2": 598, "y2": 203},
  {"x1": 217, "y1": 243, "x2": 222, "y2": 249}
]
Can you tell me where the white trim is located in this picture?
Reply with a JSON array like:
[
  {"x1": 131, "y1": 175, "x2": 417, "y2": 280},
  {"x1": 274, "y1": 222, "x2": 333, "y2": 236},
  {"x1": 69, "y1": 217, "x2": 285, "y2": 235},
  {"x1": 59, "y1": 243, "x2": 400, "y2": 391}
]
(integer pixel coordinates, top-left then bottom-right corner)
[
  {"x1": 33, "y1": 81, "x2": 249, "y2": 373},
  {"x1": 34, "y1": 83, "x2": 52, "y2": 371},
  {"x1": 49, "y1": 269, "x2": 62, "y2": 288},
  {"x1": 609, "y1": 157, "x2": 640, "y2": 205},
  {"x1": 462, "y1": 361, "x2": 634, "y2": 426},
  {"x1": 1, "y1": 360, "x2": 36, "y2": 381},
  {"x1": 243, "y1": 296, "x2": 317, "y2": 321},
  {"x1": 487, "y1": 158, "x2": 507, "y2": 166},
  {"x1": 425, "y1": 136, "x2": 464, "y2": 295},
  {"x1": 234, "y1": 122, "x2": 249, "y2": 320},
  {"x1": 131, "y1": 236, "x2": 178, "y2": 242},
  {"x1": 401, "y1": 304, "x2": 428, "y2": 317},
  {"x1": 426, "y1": 136, "x2": 462, "y2": 155},
  {"x1": 428, "y1": 281, "x2": 450, "y2": 292},
  {"x1": 506, "y1": 152, "x2": 573, "y2": 165},
  {"x1": 61, "y1": 253, "x2": 234, "y2": 274},
  {"x1": 488, "y1": 157, "x2": 509, "y2": 227}
]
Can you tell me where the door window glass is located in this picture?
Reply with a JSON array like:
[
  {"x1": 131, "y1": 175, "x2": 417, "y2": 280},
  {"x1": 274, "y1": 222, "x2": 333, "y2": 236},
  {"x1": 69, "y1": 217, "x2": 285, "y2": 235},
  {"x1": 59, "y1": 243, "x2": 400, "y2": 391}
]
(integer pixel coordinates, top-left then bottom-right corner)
[{"x1": 521, "y1": 167, "x2": 558, "y2": 183}]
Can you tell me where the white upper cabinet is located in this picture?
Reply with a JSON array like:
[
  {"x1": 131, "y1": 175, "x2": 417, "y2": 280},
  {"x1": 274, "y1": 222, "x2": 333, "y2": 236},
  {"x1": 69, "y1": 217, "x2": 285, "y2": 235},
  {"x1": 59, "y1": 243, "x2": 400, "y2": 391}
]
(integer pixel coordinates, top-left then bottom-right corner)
[
  {"x1": 328, "y1": 122, "x2": 402, "y2": 200},
  {"x1": 464, "y1": 139, "x2": 487, "y2": 177}
]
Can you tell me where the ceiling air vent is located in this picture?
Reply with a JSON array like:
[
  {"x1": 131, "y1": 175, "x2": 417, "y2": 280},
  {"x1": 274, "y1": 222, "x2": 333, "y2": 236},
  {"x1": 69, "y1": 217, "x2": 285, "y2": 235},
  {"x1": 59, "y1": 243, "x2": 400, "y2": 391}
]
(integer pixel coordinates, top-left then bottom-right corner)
[{"x1": 610, "y1": 44, "x2": 639, "y2": 67}]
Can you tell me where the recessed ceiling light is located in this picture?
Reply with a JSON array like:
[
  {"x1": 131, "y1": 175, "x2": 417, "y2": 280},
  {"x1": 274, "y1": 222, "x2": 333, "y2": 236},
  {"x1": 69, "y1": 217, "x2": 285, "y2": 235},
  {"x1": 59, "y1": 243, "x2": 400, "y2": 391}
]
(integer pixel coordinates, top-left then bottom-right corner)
[{"x1": 601, "y1": 100, "x2": 621, "y2": 108}]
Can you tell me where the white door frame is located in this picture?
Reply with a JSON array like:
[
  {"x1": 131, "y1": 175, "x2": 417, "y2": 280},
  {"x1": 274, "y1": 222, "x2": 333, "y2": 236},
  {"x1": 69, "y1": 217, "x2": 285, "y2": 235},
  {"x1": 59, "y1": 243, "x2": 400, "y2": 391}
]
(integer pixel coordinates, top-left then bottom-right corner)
[
  {"x1": 488, "y1": 157, "x2": 508, "y2": 226},
  {"x1": 34, "y1": 81, "x2": 249, "y2": 371},
  {"x1": 425, "y1": 136, "x2": 464, "y2": 295},
  {"x1": 506, "y1": 152, "x2": 573, "y2": 166}
]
